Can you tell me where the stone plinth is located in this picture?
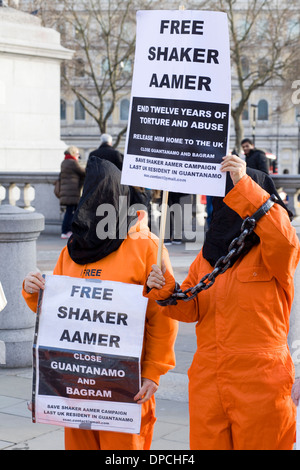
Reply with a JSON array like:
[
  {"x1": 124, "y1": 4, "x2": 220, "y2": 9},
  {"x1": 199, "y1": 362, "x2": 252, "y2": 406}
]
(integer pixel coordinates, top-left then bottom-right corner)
[
  {"x1": 0, "y1": 7, "x2": 73, "y2": 172},
  {"x1": 0, "y1": 204, "x2": 44, "y2": 367}
]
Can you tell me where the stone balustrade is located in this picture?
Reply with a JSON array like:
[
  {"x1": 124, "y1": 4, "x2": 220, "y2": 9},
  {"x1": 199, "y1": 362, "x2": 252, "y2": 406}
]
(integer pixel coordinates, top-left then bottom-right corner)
[
  {"x1": 0, "y1": 205, "x2": 44, "y2": 367},
  {"x1": 0, "y1": 172, "x2": 61, "y2": 232},
  {"x1": 1, "y1": 171, "x2": 300, "y2": 371},
  {"x1": 1, "y1": 173, "x2": 300, "y2": 233}
]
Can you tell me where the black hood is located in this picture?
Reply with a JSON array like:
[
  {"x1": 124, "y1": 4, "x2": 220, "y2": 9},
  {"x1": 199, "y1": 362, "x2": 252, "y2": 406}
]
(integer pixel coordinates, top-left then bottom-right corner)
[
  {"x1": 67, "y1": 156, "x2": 136, "y2": 265},
  {"x1": 202, "y1": 169, "x2": 292, "y2": 267}
]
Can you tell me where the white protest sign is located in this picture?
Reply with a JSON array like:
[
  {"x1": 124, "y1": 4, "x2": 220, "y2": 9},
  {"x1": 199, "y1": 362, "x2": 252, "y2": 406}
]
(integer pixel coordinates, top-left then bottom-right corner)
[
  {"x1": 32, "y1": 275, "x2": 148, "y2": 434},
  {"x1": 0, "y1": 341, "x2": 5, "y2": 365},
  {"x1": 121, "y1": 9, "x2": 231, "y2": 197},
  {"x1": 0, "y1": 282, "x2": 7, "y2": 312},
  {"x1": 0, "y1": 282, "x2": 7, "y2": 364},
  {"x1": 297, "y1": 405, "x2": 300, "y2": 450}
]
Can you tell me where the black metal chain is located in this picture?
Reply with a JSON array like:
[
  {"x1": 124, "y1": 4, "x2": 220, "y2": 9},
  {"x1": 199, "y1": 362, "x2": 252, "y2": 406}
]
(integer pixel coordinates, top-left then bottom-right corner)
[{"x1": 156, "y1": 195, "x2": 276, "y2": 306}]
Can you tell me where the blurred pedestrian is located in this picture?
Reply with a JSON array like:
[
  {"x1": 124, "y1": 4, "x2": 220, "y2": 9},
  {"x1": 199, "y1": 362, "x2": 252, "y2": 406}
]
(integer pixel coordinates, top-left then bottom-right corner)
[
  {"x1": 292, "y1": 378, "x2": 300, "y2": 406},
  {"x1": 89, "y1": 133, "x2": 123, "y2": 170},
  {"x1": 164, "y1": 192, "x2": 184, "y2": 245},
  {"x1": 241, "y1": 138, "x2": 269, "y2": 174},
  {"x1": 205, "y1": 195, "x2": 213, "y2": 230},
  {"x1": 60, "y1": 146, "x2": 85, "y2": 239}
]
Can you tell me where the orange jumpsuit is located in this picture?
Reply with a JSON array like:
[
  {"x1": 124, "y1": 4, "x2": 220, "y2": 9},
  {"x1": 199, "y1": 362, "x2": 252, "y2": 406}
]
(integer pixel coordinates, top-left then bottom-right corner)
[
  {"x1": 23, "y1": 211, "x2": 178, "y2": 450},
  {"x1": 145, "y1": 175, "x2": 300, "y2": 450}
]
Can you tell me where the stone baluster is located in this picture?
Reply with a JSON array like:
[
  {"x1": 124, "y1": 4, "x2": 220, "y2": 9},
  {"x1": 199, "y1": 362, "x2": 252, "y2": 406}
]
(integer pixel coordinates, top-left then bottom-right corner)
[
  {"x1": 17, "y1": 183, "x2": 34, "y2": 211},
  {"x1": 284, "y1": 188, "x2": 297, "y2": 217},
  {"x1": 0, "y1": 204, "x2": 44, "y2": 368},
  {"x1": 0, "y1": 183, "x2": 11, "y2": 205}
]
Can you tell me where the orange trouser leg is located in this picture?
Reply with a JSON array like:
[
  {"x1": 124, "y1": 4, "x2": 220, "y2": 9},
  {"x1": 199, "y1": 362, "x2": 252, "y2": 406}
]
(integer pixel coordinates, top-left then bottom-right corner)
[
  {"x1": 188, "y1": 356, "x2": 233, "y2": 450},
  {"x1": 188, "y1": 351, "x2": 296, "y2": 450},
  {"x1": 230, "y1": 397, "x2": 296, "y2": 450},
  {"x1": 65, "y1": 427, "x2": 100, "y2": 450},
  {"x1": 64, "y1": 396, "x2": 156, "y2": 450},
  {"x1": 220, "y1": 351, "x2": 296, "y2": 450}
]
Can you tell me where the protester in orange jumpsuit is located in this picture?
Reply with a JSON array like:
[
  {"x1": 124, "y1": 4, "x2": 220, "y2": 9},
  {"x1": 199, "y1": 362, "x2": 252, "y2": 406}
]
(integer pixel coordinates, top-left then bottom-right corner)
[
  {"x1": 146, "y1": 154, "x2": 300, "y2": 450},
  {"x1": 22, "y1": 157, "x2": 177, "y2": 451}
]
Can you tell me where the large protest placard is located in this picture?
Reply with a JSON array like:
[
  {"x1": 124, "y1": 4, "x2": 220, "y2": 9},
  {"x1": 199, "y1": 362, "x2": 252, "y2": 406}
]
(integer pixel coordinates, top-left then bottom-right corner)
[
  {"x1": 121, "y1": 9, "x2": 231, "y2": 197},
  {"x1": 32, "y1": 275, "x2": 147, "y2": 434}
]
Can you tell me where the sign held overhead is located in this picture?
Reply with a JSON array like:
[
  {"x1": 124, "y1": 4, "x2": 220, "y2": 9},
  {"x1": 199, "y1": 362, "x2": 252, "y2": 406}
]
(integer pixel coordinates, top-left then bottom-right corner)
[{"x1": 121, "y1": 10, "x2": 231, "y2": 197}]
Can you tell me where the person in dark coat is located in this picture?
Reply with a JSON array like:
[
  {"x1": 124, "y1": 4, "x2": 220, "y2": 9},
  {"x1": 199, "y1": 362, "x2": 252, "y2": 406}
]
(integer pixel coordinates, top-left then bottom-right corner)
[
  {"x1": 241, "y1": 138, "x2": 269, "y2": 174},
  {"x1": 59, "y1": 146, "x2": 85, "y2": 239},
  {"x1": 88, "y1": 133, "x2": 123, "y2": 170}
]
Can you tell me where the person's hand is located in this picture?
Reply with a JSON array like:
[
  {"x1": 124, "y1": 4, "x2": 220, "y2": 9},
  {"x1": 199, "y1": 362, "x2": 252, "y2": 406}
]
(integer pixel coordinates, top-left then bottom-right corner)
[
  {"x1": 221, "y1": 154, "x2": 246, "y2": 185},
  {"x1": 292, "y1": 378, "x2": 300, "y2": 406},
  {"x1": 147, "y1": 262, "x2": 166, "y2": 290},
  {"x1": 24, "y1": 271, "x2": 45, "y2": 294},
  {"x1": 134, "y1": 378, "x2": 158, "y2": 404}
]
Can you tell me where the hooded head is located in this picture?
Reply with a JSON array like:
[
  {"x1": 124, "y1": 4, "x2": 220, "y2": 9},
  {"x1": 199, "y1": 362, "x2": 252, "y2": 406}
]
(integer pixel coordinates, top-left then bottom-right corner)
[
  {"x1": 202, "y1": 168, "x2": 292, "y2": 267},
  {"x1": 67, "y1": 156, "x2": 137, "y2": 265}
]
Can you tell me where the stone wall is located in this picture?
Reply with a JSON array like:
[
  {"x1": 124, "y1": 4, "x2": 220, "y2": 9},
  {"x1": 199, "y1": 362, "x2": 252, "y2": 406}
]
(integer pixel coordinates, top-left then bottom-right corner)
[{"x1": 0, "y1": 7, "x2": 73, "y2": 172}]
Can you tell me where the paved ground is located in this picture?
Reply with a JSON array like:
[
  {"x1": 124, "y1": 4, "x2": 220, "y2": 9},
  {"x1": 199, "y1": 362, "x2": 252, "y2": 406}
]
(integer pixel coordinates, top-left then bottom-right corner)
[{"x1": 0, "y1": 231, "x2": 204, "y2": 450}]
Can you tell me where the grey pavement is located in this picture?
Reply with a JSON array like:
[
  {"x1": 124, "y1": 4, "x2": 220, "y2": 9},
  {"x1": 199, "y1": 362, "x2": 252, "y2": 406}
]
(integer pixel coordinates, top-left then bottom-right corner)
[{"x1": 0, "y1": 231, "x2": 204, "y2": 451}]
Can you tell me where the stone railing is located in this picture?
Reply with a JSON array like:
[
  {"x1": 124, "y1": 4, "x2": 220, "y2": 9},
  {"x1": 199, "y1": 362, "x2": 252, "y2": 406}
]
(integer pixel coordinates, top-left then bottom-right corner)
[
  {"x1": 0, "y1": 172, "x2": 62, "y2": 232},
  {"x1": 1, "y1": 173, "x2": 300, "y2": 234}
]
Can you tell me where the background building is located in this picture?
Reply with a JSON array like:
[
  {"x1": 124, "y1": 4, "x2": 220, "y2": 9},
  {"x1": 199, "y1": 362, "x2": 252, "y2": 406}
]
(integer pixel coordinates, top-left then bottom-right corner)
[
  {"x1": 14, "y1": 0, "x2": 300, "y2": 173},
  {"x1": 0, "y1": 2, "x2": 73, "y2": 172}
]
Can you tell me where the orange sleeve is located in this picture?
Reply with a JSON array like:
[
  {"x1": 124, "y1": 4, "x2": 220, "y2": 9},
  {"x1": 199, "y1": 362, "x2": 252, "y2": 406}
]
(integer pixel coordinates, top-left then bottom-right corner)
[
  {"x1": 143, "y1": 247, "x2": 201, "y2": 324},
  {"x1": 22, "y1": 285, "x2": 39, "y2": 313},
  {"x1": 142, "y1": 269, "x2": 176, "y2": 301},
  {"x1": 141, "y1": 240, "x2": 178, "y2": 385},
  {"x1": 224, "y1": 174, "x2": 300, "y2": 288},
  {"x1": 21, "y1": 247, "x2": 67, "y2": 313},
  {"x1": 52, "y1": 247, "x2": 66, "y2": 275}
]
